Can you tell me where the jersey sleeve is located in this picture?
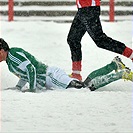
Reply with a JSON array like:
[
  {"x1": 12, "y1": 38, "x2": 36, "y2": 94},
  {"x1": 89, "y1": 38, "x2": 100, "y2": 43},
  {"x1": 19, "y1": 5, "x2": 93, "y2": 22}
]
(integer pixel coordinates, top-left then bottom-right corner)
[
  {"x1": 9, "y1": 49, "x2": 37, "y2": 92},
  {"x1": 26, "y1": 63, "x2": 36, "y2": 92}
]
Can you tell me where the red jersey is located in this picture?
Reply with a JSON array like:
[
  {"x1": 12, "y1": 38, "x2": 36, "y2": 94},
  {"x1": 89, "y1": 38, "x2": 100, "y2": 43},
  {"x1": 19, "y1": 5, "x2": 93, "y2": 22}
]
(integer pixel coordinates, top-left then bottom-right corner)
[{"x1": 76, "y1": 0, "x2": 100, "y2": 8}]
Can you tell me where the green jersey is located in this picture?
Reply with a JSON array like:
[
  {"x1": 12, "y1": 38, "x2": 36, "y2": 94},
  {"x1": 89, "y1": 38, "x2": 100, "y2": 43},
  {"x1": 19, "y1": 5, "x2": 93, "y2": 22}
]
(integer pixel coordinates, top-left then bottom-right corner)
[{"x1": 6, "y1": 47, "x2": 48, "y2": 92}]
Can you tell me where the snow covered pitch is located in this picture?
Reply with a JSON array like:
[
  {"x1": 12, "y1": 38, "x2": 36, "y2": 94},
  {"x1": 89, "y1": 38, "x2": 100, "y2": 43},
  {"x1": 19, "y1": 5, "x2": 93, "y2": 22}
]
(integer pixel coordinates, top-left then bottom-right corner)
[{"x1": 1, "y1": 20, "x2": 133, "y2": 132}]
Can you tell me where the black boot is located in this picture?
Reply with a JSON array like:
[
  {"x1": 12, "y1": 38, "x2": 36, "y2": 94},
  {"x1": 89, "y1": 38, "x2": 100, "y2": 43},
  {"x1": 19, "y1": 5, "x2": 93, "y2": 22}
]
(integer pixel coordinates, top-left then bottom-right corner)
[{"x1": 67, "y1": 80, "x2": 83, "y2": 89}]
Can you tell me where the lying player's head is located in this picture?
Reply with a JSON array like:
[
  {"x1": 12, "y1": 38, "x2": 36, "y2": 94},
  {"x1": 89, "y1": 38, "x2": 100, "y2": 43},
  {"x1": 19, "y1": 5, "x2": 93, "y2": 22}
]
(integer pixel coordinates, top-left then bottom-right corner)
[
  {"x1": 0, "y1": 38, "x2": 10, "y2": 51},
  {"x1": 0, "y1": 38, "x2": 10, "y2": 62}
]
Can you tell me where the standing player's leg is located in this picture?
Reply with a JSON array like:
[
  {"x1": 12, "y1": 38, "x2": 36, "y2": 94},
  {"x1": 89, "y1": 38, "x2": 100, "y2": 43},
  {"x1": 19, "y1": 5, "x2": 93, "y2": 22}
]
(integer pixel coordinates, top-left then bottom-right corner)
[
  {"x1": 81, "y1": 6, "x2": 133, "y2": 61},
  {"x1": 67, "y1": 12, "x2": 86, "y2": 81}
]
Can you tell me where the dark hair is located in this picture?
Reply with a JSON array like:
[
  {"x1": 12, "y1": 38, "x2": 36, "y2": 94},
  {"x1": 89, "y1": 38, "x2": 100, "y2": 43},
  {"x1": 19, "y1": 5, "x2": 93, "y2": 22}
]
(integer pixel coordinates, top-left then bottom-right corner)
[{"x1": 0, "y1": 38, "x2": 10, "y2": 51}]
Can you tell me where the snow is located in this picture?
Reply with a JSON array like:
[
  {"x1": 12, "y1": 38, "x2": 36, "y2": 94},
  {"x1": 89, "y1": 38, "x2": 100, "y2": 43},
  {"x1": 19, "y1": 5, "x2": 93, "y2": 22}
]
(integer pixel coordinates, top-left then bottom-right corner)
[{"x1": 0, "y1": 20, "x2": 133, "y2": 132}]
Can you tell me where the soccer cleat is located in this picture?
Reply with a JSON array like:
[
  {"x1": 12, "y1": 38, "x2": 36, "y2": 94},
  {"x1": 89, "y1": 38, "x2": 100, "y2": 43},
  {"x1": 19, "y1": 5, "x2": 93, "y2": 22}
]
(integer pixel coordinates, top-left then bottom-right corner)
[
  {"x1": 112, "y1": 56, "x2": 126, "y2": 72},
  {"x1": 69, "y1": 73, "x2": 82, "y2": 81},
  {"x1": 122, "y1": 67, "x2": 133, "y2": 82}
]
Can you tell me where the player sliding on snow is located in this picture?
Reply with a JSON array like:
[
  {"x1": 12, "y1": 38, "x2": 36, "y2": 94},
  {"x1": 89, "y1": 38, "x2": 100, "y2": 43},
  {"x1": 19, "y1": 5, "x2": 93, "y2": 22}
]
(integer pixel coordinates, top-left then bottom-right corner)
[{"x1": 0, "y1": 38, "x2": 132, "y2": 92}]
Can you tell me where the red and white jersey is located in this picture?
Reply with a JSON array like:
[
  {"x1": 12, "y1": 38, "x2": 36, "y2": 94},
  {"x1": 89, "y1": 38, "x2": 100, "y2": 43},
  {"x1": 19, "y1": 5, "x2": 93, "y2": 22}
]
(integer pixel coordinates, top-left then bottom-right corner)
[{"x1": 76, "y1": 0, "x2": 100, "y2": 8}]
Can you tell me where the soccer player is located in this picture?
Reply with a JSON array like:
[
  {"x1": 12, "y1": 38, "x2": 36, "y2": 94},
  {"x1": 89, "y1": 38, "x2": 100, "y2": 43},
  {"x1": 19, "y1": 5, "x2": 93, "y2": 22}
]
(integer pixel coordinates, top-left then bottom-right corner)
[
  {"x1": 0, "y1": 38, "x2": 132, "y2": 92},
  {"x1": 67, "y1": 0, "x2": 133, "y2": 80}
]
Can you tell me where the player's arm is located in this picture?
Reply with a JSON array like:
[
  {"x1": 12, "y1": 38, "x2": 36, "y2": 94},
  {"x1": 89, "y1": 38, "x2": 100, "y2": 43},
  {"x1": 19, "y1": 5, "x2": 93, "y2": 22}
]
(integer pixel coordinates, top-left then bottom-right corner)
[
  {"x1": 25, "y1": 63, "x2": 37, "y2": 92},
  {"x1": 11, "y1": 50, "x2": 37, "y2": 92}
]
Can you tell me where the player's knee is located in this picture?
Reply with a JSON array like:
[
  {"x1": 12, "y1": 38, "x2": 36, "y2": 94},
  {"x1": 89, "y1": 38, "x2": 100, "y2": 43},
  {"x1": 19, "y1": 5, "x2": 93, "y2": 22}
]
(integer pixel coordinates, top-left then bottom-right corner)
[{"x1": 67, "y1": 36, "x2": 73, "y2": 46}]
